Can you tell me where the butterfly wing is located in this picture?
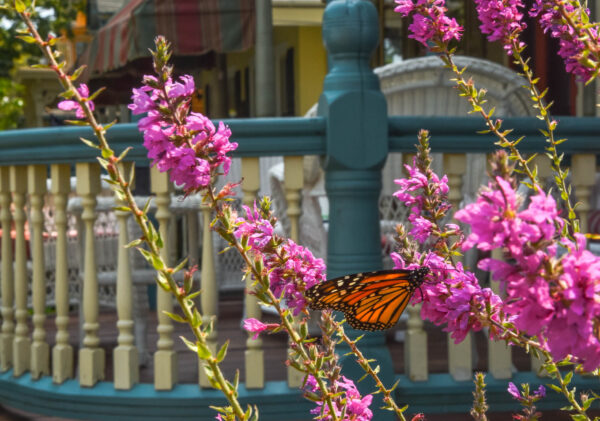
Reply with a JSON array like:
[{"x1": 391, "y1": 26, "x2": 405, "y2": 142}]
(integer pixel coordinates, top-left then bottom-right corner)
[{"x1": 306, "y1": 269, "x2": 423, "y2": 331}]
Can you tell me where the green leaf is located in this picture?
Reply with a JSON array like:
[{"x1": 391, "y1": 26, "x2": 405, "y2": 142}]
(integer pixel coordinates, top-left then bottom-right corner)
[
  {"x1": 80, "y1": 137, "x2": 100, "y2": 149},
  {"x1": 15, "y1": 0, "x2": 26, "y2": 13},
  {"x1": 70, "y1": 65, "x2": 87, "y2": 81},
  {"x1": 142, "y1": 197, "x2": 152, "y2": 215},
  {"x1": 548, "y1": 384, "x2": 562, "y2": 393},
  {"x1": 103, "y1": 120, "x2": 118, "y2": 132},
  {"x1": 197, "y1": 342, "x2": 212, "y2": 360},
  {"x1": 155, "y1": 271, "x2": 170, "y2": 291},
  {"x1": 163, "y1": 311, "x2": 186, "y2": 323},
  {"x1": 125, "y1": 238, "x2": 143, "y2": 248},
  {"x1": 16, "y1": 35, "x2": 36, "y2": 44},
  {"x1": 563, "y1": 370, "x2": 573, "y2": 385},
  {"x1": 191, "y1": 308, "x2": 202, "y2": 328},
  {"x1": 96, "y1": 157, "x2": 109, "y2": 170},
  {"x1": 216, "y1": 340, "x2": 229, "y2": 363},
  {"x1": 180, "y1": 336, "x2": 197, "y2": 353},
  {"x1": 187, "y1": 290, "x2": 202, "y2": 301},
  {"x1": 87, "y1": 86, "x2": 106, "y2": 102},
  {"x1": 183, "y1": 272, "x2": 193, "y2": 294},
  {"x1": 582, "y1": 396, "x2": 596, "y2": 411},
  {"x1": 581, "y1": 9, "x2": 589, "y2": 24},
  {"x1": 65, "y1": 119, "x2": 90, "y2": 126},
  {"x1": 250, "y1": 405, "x2": 259, "y2": 421},
  {"x1": 117, "y1": 147, "x2": 133, "y2": 163}
]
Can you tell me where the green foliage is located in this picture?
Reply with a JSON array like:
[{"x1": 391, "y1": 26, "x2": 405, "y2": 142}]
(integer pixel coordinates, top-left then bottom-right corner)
[
  {"x1": 0, "y1": 0, "x2": 84, "y2": 77},
  {"x1": 0, "y1": 0, "x2": 85, "y2": 129},
  {"x1": 0, "y1": 77, "x2": 23, "y2": 129}
]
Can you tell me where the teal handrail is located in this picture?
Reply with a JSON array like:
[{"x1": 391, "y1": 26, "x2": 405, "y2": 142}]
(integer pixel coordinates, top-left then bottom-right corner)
[
  {"x1": 0, "y1": 117, "x2": 327, "y2": 165},
  {"x1": 389, "y1": 115, "x2": 600, "y2": 153}
]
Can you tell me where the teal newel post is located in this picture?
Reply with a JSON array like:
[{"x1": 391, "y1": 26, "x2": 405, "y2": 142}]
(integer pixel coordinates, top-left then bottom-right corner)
[{"x1": 318, "y1": 1, "x2": 394, "y2": 419}]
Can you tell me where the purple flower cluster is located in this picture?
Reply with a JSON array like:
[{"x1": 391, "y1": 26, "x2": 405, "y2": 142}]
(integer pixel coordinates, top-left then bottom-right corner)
[
  {"x1": 394, "y1": 158, "x2": 450, "y2": 243},
  {"x1": 530, "y1": 0, "x2": 598, "y2": 82},
  {"x1": 456, "y1": 177, "x2": 600, "y2": 370},
  {"x1": 508, "y1": 382, "x2": 546, "y2": 401},
  {"x1": 394, "y1": 0, "x2": 463, "y2": 46},
  {"x1": 473, "y1": 0, "x2": 526, "y2": 54},
  {"x1": 233, "y1": 202, "x2": 326, "y2": 316},
  {"x1": 234, "y1": 203, "x2": 274, "y2": 251},
  {"x1": 392, "y1": 159, "x2": 505, "y2": 343},
  {"x1": 305, "y1": 375, "x2": 373, "y2": 421},
  {"x1": 392, "y1": 251, "x2": 504, "y2": 343},
  {"x1": 57, "y1": 83, "x2": 95, "y2": 119},
  {"x1": 130, "y1": 74, "x2": 237, "y2": 194}
]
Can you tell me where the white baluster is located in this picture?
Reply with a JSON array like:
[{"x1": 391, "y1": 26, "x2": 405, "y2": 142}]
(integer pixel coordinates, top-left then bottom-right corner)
[
  {"x1": 199, "y1": 201, "x2": 217, "y2": 388},
  {"x1": 76, "y1": 163, "x2": 104, "y2": 386},
  {"x1": 242, "y1": 157, "x2": 264, "y2": 389},
  {"x1": 572, "y1": 154, "x2": 596, "y2": 233},
  {"x1": 443, "y1": 153, "x2": 473, "y2": 381},
  {"x1": 187, "y1": 210, "x2": 200, "y2": 266},
  {"x1": 0, "y1": 167, "x2": 14, "y2": 372},
  {"x1": 51, "y1": 164, "x2": 73, "y2": 383},
  {"x1": 284, "y1": 156, "x2": 303, "y2": 243},
  {"x1": 114, "y1": 162, "x2": 139, "y2": 389},
  {"x1": 11, "y1": 166, "x2": 29, "y2": 377},
  {"x1": 284, "y1": 156, "x2": 303, "y2": 388},
  {"x1": 150, "y1": 168, "x2": 177, "y2": 390},
  {"x1": 28, "y1": 165, "x2": 49, "y2": 379},
  {"x1": 405, "y1": 303, "x2": 428, "y2": 381}
]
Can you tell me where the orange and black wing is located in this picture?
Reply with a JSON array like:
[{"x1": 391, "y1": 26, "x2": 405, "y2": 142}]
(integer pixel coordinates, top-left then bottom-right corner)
[{"x1": 306, "y1": 269, "x2": 427, "y2": 331}]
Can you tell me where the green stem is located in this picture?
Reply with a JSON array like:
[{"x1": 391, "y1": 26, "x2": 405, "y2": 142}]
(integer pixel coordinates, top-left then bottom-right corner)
[
  {"x1": 441, "y1": 52, "x2": 541, "y2": 189},
  {"x1": 205, "y1": 189, "x2": 342, "y2": 420},
  {"x1": 542, "y1": 354, "x2": 589, "y2": 420},
  {"x1": 322, "y1": 311, "x2": 408, "y2": 421},
  {"x1": 510, "y1": 39, "x2": 578, "y2": 234}
]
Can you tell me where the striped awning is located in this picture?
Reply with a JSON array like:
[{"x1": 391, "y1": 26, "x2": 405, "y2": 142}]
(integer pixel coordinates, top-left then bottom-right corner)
[{"x1": 83, "y1": 0, "x2": 255, "y2": 79}]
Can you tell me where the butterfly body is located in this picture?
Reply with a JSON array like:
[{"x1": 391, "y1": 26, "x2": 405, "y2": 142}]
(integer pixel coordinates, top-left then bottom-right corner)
[{"x1": 306, "y1": 268, "x2": 429, "y2": 331}]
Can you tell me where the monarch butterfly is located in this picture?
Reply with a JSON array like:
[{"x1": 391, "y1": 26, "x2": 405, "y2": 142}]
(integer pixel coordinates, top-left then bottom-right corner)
[{"x1": 306, "y1": 267, "x2": 430, "y2": 331}]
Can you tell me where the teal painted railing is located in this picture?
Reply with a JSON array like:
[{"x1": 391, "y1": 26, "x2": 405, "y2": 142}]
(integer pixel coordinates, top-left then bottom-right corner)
[{"x1": 0, "y1": 0, "x2": 597, "y2": 419}]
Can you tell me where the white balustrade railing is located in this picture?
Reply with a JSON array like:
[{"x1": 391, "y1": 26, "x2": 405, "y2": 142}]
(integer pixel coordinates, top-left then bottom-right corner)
[{"x1": 0, "y1": 153, "x2": 595, "y2": 392}]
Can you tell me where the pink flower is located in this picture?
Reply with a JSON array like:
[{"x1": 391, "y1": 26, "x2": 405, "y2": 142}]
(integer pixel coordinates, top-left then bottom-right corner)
[
  {"x1": 530, "y1": 0, "x2": 598, "y2": 82},
  {"x1": 305, "y1": 375, "x2": 373, "y2": 421},
  {"x1": 166, "y1": 75, "x2": 195, "y2": 98},
  {"x1": 233, "y1": 201, "x2": 326, "y2": 316},
  {"x1": 392, "y1": 251, "x2": 506, "y2": 343},
  {"x1": 456, "y1": 176, "x2": 600, "y2": 370},
  {"x1": 234, "y1": 202, "x2": 274, "y2": 251},
  {"x1": 507, "y1": 382, "x2": 521, "y2": 399},
  {"x1": 243, "y1": 318, "x2": 275, "y2": 339},
  {"x1": 394, "y1": 0, "x2": 463, "y2": 46},
  {"x1": 454, "y1": 177, "x2": 519, "y2": 251},
  {"x1": 58, "y1": 83, "x2": 95, "y2": 119},
  {"x1": 270, "y1": 240, "x2": 326, "y2": 315},
  {"x1": 131, "y1": 72, "x2": 237, "y2": 194},
  {"x1": 474, "y1": 0, "x2": 526, "y2": 53},
  {"x1": 129, "y1": 86, "x2": 155, "y2": 115},
  {"x1": 394, "y1": 157, "x2": 450, "y2": 245}
]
